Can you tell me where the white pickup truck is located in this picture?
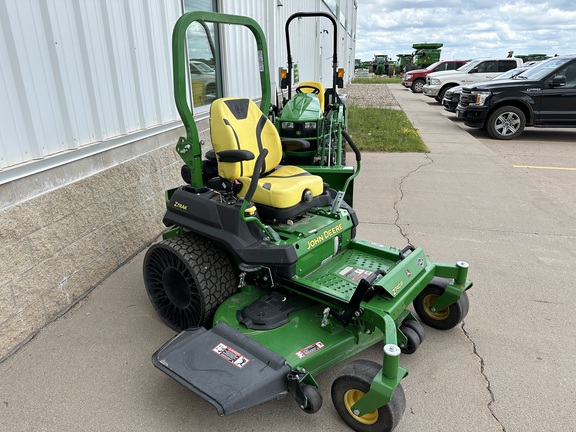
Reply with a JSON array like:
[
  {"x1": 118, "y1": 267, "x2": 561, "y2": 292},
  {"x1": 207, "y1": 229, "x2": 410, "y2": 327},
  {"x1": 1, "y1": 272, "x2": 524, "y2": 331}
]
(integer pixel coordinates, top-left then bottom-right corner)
[{"x1": 422, "y1": 57, "x2": 524, "y2": 102}]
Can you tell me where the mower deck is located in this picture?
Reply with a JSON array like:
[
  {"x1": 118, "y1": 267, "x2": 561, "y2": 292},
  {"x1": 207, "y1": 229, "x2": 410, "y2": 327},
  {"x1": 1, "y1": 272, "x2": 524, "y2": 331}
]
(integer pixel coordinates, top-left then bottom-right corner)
[
  {"x1": 152, "y1": 239, "x2": 458, "y2": 417},
  {"x1": 153, "y1": 288, "x2": 386, "y2": 415}
]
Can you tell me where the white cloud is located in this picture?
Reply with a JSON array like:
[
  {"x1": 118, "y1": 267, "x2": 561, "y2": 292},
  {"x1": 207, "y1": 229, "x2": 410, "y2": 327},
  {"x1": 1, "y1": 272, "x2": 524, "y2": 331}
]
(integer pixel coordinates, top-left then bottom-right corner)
[{"x1": 355, "y1": 1, "x2": 576, "y2": 61}]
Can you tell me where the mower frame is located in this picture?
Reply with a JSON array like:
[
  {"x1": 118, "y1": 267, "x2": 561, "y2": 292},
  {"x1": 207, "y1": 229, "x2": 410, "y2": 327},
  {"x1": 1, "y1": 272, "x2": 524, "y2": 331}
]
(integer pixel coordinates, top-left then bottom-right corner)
[{"x1": 144, "y1": 11, "x2": 473, "y2": 432}]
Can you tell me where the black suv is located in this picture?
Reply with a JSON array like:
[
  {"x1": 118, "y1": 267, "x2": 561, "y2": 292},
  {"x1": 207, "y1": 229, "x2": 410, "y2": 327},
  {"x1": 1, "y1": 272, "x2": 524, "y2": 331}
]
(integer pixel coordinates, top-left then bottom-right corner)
[{"x1": 456, "y1": 55, "x2": 576, "y2": 139}]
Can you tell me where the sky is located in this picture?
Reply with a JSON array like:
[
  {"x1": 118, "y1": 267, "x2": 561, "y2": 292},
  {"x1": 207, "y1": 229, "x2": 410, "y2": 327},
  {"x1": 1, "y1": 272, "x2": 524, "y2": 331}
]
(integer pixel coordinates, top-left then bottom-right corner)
[{"x1": 354, "y1": 0, "x2": 576, "y2": 62}]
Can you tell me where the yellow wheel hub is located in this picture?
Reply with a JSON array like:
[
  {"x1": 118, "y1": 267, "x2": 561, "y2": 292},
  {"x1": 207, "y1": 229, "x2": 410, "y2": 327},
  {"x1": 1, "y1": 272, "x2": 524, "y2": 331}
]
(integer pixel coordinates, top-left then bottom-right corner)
[
  {"x1": 343, "y1": 389, "x2": 379, "y2": 425},
  {"x1": 423, "y1": 294, "x2": 450, "y2": 320}
]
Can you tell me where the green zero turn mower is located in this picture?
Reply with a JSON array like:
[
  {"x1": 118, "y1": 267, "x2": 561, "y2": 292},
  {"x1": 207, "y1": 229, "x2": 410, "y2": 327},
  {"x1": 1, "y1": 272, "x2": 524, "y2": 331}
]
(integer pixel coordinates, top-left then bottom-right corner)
[{"x1": 144, "y1": 11, "x2": 473, "y2": 432}]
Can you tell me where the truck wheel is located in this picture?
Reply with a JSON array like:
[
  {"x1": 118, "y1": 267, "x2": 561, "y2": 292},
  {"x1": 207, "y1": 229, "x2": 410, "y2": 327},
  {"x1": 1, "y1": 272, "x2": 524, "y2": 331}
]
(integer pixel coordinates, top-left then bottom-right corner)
[
  {"x1": 143, "y1": 233, "x2": 237, "y2": 331},
  {"x1": 486, "y1": 106, "x2": 526, "y2": 139},
  {"x1": 332, "y1": 360, "x2": 405, "y2": 432},
  {"x1": 436, "y1": 86, "x2": 452, "y2": 103},
  {"x1": 410, "y1": 79, "x2": 425, "y2": 93}
]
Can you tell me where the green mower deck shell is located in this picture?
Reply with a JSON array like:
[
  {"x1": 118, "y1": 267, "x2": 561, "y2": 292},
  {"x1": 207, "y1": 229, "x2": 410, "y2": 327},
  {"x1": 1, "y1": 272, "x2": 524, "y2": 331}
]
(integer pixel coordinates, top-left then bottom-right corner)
[
  {"x1": 210, "y1": 230, "x2": 470, "y2": 417},
  {"x1": 213, "y1": 286, "x2": 409, "y2": 415}
]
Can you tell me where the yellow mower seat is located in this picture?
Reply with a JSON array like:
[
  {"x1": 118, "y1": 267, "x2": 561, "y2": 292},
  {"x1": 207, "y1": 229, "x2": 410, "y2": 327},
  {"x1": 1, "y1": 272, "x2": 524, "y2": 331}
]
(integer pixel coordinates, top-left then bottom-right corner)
[
  {"x1": 297, "y1": 81, "x2": 325, "y2": 111},
  {"x1": 210, "y1": 98, "x2": 324, "y2": 210}
]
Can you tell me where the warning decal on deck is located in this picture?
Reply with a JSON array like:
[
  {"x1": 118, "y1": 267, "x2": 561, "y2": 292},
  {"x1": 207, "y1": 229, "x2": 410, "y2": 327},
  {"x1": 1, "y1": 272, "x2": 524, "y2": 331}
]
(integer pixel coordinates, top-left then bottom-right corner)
[
  {"x1": 339, "y1": 266, "x2": 373, "y2": 282},
  {"x1": 212, "y1": 342, "x2": 250, "y2": 368},
  {"x1": 296, "y1": 341, "x2": 325, "y2": 359}
]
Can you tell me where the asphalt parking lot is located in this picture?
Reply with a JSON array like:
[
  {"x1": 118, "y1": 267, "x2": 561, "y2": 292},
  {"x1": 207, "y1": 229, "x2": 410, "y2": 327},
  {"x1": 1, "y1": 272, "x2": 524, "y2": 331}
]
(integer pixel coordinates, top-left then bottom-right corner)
[
  {"x1": 434, "y1": 96, "x2": 576, "y2": 205},
  {"x1": 1, "y1": 83, "x2": 575, "y2": 432}
]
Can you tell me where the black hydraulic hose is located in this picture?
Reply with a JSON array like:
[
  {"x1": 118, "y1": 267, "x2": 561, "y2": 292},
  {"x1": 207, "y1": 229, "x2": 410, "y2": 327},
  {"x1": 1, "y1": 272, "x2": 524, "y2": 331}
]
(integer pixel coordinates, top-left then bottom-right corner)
[{"x1": 342, "y1": 130, "x2": 361, "y2": 162}]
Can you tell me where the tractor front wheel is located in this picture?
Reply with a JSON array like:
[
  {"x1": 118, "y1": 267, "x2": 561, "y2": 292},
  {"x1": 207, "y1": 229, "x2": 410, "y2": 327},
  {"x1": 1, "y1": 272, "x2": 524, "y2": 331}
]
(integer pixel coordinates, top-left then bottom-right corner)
[
  {"x1": 413, "y1": 284, "x2": 469, "y2": 330},
  {"x1": 143, "y1": 233, "x2": 237, "y2": 331},
  {"x1": 331, "y1": 360, "x2": 405, "y2": 432}
]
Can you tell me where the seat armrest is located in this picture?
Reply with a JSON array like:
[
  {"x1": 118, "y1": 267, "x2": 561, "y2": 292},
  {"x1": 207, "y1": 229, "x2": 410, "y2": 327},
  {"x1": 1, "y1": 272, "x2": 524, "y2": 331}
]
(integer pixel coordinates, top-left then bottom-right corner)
[
  {"x1": 243, "y1": 149, "x2": 269, "y2": 205},
  {"x1": 217, "y1": 150, "x2": 255, "y2": 163}
]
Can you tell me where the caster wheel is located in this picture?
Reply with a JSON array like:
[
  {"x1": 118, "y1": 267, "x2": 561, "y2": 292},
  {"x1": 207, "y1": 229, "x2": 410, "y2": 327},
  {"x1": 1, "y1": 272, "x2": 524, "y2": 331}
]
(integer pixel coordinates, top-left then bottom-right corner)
[
  {"x1": 413, "y1": 284, "x2": 469, "y2": 330},
  {"x1": 331, "y1": 359, "x2": 405, "y2": 432},
  {"x1": 401, "y1": 319, "x2": 425, "y2": 343},
  {"x1": 301, "y1": 385, "x2": 323, "y2": 414},
  {"x1": 399, "y1": 325, "x2": 420, "y2": 354}
]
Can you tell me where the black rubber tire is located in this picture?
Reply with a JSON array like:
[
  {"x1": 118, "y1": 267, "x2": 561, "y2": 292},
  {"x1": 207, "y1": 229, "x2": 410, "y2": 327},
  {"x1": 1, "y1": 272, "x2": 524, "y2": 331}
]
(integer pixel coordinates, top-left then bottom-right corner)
[
  {"x1": 143, "y1": 233, "x2": 237, "y2": 331},
  {"x1": 301, "y1": 385, "x2": 323, "y2": 414},
  {"x1": 400, "y1": 319, "x2": 425, "y2": 343},
  {"x1": 486, "y1": 106, "x2": 526, "y2": 140},
  {"x1": 436, "y1": 86, "x2": 452, "y2": 104},
  {"x1": 399, "y1": 325, "x2": 421, "y2": 355},
  {"x1": 331, "y1": 359, "x2": 405, "y2": 432},
  {"x1": 413, "y1": 284, "x2": 470, "y2": 330},
  {"x1": 410, "y1": 79, "x2": 425, "y2": 93}
]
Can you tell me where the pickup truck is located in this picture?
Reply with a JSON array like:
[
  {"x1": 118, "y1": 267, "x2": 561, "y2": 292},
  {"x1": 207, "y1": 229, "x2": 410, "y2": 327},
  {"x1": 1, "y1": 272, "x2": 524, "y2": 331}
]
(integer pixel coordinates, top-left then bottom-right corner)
[
  {"x1": 402, "y1": 60, "x2": 467, "y2": 93},
  {"x1": 456, "y1": 55, "x2": 576, "y2": 139},
  {"x1": 422, "y1": 58, "x2": 524, "y2": 102}
]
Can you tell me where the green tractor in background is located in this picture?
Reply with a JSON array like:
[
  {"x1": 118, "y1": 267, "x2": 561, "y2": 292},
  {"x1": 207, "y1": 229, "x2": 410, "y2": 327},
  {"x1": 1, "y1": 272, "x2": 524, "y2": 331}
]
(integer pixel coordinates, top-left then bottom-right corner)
[
  {"x1": 400, "y1": 43, "x2": 443, "y2": 72},
  {"x1": 143, "y1": 10, "x2": 473, "y2": 432},
  {"x1": 396, "y1": 54, "x2": 413, "y2": 74},
  {"x1": 411, "y1": 43, "x2": 443, "y2": 69},
  {"x1": 372, "y1": 54, "x2": 390, "y2": 76},
  {"x1": 276, "y1": 12, "x2": 353, "y2": 203}
]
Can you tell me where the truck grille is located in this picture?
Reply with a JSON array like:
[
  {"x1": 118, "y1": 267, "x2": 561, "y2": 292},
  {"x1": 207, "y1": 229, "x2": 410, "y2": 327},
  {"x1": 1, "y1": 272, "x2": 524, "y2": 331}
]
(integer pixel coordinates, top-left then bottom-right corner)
[{"x1": 459, "y1": 89, "x2": 474, "y2": 108}]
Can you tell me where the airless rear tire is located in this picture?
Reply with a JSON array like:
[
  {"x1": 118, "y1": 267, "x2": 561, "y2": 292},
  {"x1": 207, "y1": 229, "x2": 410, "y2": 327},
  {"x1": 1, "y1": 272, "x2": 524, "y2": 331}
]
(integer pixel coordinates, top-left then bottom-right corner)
[{"x1": 143, "y1": 233, "x2": 237, "y2": 331}]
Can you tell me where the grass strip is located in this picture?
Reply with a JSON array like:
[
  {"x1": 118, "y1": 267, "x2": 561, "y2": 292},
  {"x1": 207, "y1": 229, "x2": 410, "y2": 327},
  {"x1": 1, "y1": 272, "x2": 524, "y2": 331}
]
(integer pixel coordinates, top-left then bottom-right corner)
[{"x1": 347, "y1": 106, "x2": 428, "y2": 152}]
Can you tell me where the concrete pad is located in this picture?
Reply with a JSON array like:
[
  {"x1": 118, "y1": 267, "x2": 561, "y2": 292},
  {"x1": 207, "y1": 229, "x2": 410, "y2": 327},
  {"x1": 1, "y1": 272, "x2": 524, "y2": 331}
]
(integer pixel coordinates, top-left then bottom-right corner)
[{"x1": 2, "y1": 83, "x2": 576, "y2": 432}]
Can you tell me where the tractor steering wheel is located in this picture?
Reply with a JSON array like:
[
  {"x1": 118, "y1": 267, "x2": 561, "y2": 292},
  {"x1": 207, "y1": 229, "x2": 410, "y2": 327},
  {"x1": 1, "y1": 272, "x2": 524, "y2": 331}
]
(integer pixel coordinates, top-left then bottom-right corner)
[{"x1": 296, "y1": 85, "x2": 321, "y2": 95}]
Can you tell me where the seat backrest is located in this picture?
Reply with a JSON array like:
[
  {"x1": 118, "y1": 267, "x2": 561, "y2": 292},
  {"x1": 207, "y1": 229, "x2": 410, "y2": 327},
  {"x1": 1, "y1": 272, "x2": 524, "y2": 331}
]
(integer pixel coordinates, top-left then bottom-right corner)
[
  {"x1": 210, "y1": 98, "x2": 282, "y2": 181},
  {"x1": 297, "y1": 81, "x2": 325, "y2": 111}
]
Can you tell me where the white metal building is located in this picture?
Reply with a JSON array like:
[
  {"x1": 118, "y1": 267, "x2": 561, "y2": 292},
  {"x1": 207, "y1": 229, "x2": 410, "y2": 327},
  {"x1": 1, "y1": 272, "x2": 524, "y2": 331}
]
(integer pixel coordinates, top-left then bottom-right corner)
[{"x1": 0, "y1": 0, "x2": 357, "y2": 360}]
